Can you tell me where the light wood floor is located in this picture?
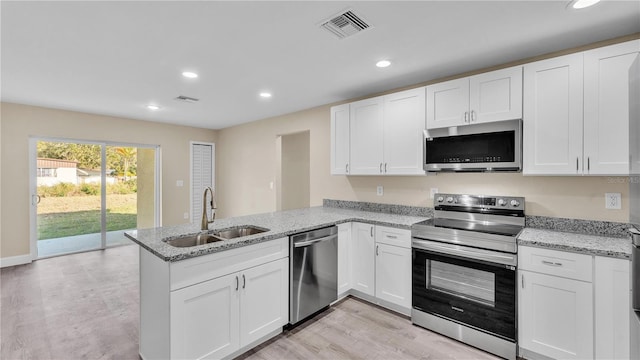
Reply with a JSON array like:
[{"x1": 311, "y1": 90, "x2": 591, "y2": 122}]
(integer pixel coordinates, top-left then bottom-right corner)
[{"x1": 1, "y1": 244, "x2": 499, "y2": 360}]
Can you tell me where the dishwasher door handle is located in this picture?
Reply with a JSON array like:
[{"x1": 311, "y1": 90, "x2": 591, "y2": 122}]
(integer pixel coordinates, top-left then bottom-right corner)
[{"x1": 293, "y1": 234, "x2": 338, "y2": 248}]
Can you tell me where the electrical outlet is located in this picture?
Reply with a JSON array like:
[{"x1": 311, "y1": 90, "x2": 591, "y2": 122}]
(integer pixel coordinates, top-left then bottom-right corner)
[
  {"x1": 176, "y1": 180, "x2": 184, "y2": 187},
  {"x1": 183, "y1": 212, "x2": 189, "y2": 219},
  {"x1": 605, "y1": 193, "x2": 622, "y2": 209},
  {"x1": 430, "y1": 188, "x2": 439, "y2": 199},
  {"x1": 377, "y1": 186, "x2": 383, "y2": 196}
]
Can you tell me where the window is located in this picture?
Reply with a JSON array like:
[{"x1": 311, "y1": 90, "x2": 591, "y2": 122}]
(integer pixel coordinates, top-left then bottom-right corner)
[{"x1": 37, "y1": 168, "x2": 57, "y2": 177}]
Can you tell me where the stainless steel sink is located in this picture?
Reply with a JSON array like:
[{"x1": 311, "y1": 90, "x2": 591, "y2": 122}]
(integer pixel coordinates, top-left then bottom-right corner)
[
  {"x1": 163, "y1": 225, "x2": 269, "y2": 247},
  {"x1": 213, "y1": 225, "x2": 269, "y2": 239},
  {"x1": 164, "y1": 233, "x2": 222, "y2": 247}
]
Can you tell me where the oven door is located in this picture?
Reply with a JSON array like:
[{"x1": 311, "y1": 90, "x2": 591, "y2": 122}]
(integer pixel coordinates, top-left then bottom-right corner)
[{"x1": 412, "y1": 239, "x2": 517, "y2": 341}]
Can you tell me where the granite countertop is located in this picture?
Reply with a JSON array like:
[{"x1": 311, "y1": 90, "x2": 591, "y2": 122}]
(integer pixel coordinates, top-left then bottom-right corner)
[
  {"x1": 517, "y1": 228, "x2": 632, "y2": 260},
  {"x1": 125, "y1": 206, "x2": 428, "y2": 262}
]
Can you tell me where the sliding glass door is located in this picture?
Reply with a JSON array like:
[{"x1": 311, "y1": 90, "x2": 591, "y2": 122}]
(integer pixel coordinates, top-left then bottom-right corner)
[{"x1": 30, "y1": 138, "x2": 159, "y2": 258}]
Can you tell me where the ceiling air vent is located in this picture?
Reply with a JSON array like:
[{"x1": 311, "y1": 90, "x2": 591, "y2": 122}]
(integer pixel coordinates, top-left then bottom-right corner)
[
  {"x1": 320, "y1": 9, "x2": 371, "y2": 40},
  {"x1": 175, "y1": 95, "x2": 199, "y2": 103}
]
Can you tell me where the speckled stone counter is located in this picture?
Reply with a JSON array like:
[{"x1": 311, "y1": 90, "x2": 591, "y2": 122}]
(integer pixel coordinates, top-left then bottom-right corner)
[
  {"x1": 125, "y1": 206, "x2": 428, "y2": 262},
  {"x1": 518, "y1": 228, "x2": 632, "y2": 259}
]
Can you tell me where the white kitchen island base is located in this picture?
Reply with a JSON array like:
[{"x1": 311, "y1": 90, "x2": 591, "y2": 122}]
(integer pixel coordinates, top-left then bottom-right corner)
[{"x1": 138, "y1": 238, "x2": 289, "y2": 360}]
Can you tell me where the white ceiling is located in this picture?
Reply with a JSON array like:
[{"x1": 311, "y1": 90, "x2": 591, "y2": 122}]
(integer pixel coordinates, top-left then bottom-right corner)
[{"x1": 2, "y1": 1, "x2": 639, "y2": 130}]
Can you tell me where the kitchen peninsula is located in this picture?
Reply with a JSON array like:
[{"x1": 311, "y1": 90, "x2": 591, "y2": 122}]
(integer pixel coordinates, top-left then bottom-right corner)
[{"x1": 125, "y1": 203, "x2": 428, "y2": 360}]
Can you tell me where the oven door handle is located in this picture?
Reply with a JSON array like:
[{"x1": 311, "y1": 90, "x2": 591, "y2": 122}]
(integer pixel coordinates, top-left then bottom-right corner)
[{"x1": 412, "y1": 239, "x2": 517, "y2": 267}]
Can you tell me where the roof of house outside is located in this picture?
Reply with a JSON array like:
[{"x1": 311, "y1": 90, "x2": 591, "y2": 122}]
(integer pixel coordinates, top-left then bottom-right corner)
[{"x1": 37, "y1": 158, "x2": 78, "y2": 169}]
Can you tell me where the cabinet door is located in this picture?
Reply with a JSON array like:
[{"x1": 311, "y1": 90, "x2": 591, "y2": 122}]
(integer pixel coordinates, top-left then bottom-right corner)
[
  {"x1": 351, "y1": 223, "x2": 375, "y2": 296},
  {"x1": 518, "y1": 270, "x2": 593, "y2": 359},
  {"x1": 383, "y1": 87, "x2": 426, "y2": 175},
  {"x1": 523, "y1": 53, "x2": 584, "y2": 175},
  {"x1": 594, "y1": 256, "x2": 630, "y2": 360},
  {"x1": 584, "y1": 40, "x2": 639, "y2": 175},
  {"x1": 170, "y1": 273, "x2": 240, "y2": 360},
  {"x1": 469, "y1": 66, "x2": 522, "y2": 124},
  {"x1": 375, "y1": 243, "x2": 411, "y2": 309},
  {"x1": 330, "y1": 104, "x2": 350, "y2": 175},
  {"x1": 337, "y1": 223, "x2": 352, "y2": 297},
  {"x1": 239, "y1": 258, "x2": 288, "y2": 347},
  {"x1": 426, "y1": 77, "x2": 469, "y2": 129},
  {"x1": 350, "y1": 97, "x2": 384, "y2": 174}
]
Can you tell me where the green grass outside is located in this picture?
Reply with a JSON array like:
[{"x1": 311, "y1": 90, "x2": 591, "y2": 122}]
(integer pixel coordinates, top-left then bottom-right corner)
[{"x1": 38, "y1": 203, "x2": 137, "y2": 240}]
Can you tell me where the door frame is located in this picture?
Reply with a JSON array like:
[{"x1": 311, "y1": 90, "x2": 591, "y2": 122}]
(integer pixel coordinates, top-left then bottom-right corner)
[{"x1": 29, "y1": 136, "x2": 161, "y2": 260}]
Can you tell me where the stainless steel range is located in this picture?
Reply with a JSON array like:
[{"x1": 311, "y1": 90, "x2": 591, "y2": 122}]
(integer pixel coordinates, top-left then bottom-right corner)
[{"x1": 411, "y1": 193, "x2": 525, "y2": 360}]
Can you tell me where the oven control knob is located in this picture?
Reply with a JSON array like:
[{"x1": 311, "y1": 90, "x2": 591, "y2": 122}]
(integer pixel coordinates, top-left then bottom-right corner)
[
  {"x1": 498, "y1": 198, "x2": 507, "y2": 206},
  {"x1": 436, "y1": 196, "x2": 444, "y2": 203},
  {"x1": 510, "y1": 200, "x2": 520, "y2": 207},
  {"x1": 446, "y1": 196, "x2": 454, "y2": 203}
]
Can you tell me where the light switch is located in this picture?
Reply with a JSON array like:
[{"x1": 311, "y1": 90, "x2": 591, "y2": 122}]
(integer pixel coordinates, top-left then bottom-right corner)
[{"x1": 377, "y1": 186, "x2": 383, "y2": 196}]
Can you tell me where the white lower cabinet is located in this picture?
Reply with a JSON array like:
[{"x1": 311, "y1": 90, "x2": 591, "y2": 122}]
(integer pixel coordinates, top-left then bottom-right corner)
[
  {"x1": 170, "y1": 258, "x2": 288, "y2": 360},
  {"x1": 348, "y1": 222, "x2": 412, "y2": 314},
  {"x1": 337, "y1": 223, "x2": 352, "y2": 297},
  {"x1": 518, "y1": 246, "x2": 631, "y2": 360},
  {"x1": 519, "y1": 270, "x2": 594, "y2": 360},
  {"x1": 351, "y1": 222, "x2": 376, "y2": 296},
  {"x1": 594, "y1": 256, "x2": 630, "y2": 360},
  {"x1": 139, "y1": 238, "x2": 289, "y2": 360},
  {"x1": 375, "y1": 242, "x2": 411, "y2": 309},
  {"x1": 170, "y1": 273, "x2": 240, "y2": 360}
]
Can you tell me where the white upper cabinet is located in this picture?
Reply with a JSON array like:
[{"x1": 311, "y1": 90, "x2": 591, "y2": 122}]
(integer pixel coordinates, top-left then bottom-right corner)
[
  {"x1": 426, "y1": 66, "x2": 522, "y2": 129},
  {"x1": 330, "y1": 103, "x2": 351, "y2": 175},
  {"x1": 584, "y1": 41, "x2": 640, "y2": 175},
  {"x1": 523, "y1": 53, "x2": 584, "y2": 175},
  {"x1": 382, "y1": 88, "x2": 426, "y2": 175},
  {"x1": 470, "y1": 66, "x2": 523, "y2": 124},
  {"x1": 524, "y1": 40, "x2": 639, "y2": 176},
  {"x1": 349, "y1": 97, "x2": 385, "y2": 175},
  {"x1": 426, "y1": 77, "x2": 469, "y2": 129},
  {"x1": 346, "y1": 88, "x2": 426, "y2": 175}
]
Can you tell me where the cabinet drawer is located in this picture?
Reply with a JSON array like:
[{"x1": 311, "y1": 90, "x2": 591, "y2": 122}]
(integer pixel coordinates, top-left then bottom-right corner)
[
  {"x1": 519, "y1": 246, "x2": 592, "y2": 282},
  {"x1": 375, "y1": 226, "x2": 411, "y2": 248},
  {"x1": 170, "y1": 237, "x2": 289, "y2": 291}
]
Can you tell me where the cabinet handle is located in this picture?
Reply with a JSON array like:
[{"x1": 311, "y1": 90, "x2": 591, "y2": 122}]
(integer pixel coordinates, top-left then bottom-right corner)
[
  {"x1": 464, "y1": 111, "x2": 469, "y2": 123},
  {"x1": 386, "y1": 235, "x2": 398, "y2": 239},
  {"x1": 542, "y1": 260, "x2": 563, "y2": 267},
  {"x1": 346, "y1": 164, "x2": 349, "y2": 173},
  {"x1": 376, "y1": 245, "x2": 379, "y2": 256},
  {"x1": 242, "y1": 274, "x2": 246, "y2": 289},
  {"x1": 576, "y1": 157, "x2": 579, "y2": 172},
  {"x1": 370, "y1": 226, "x2": 374, "y2": 237},
  {"x1": 521, "y1": 274, "x2": 524, "y2": 288},
  {"x1": 236, "y1": 275, "x2": 239, "y2": 291},
  {"x1": 471, "y1": 110, "x2": 476, "y2": 122},
  {"x1": 384, "y1": 163, "x2": 387, "y2": 173},
  {"x1": 587, "y1": 157, "x2": 590, "y2": 172},
  {"x1": 379, "y1": 163, "x2": 383, "y2": 173}
]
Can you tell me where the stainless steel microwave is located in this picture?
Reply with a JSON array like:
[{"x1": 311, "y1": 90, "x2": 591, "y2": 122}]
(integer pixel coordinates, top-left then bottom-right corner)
[{"x1": 423, "y1": 119, "x2": 522, "y2": 172}]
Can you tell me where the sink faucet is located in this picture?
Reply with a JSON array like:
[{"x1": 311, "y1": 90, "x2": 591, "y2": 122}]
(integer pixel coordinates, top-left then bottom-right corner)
[{"x1": 201, "y1": 187, "x2": 217, "y2": 231}]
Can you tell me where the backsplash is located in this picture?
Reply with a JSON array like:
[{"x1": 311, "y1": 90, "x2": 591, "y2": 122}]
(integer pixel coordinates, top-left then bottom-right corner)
[
  {"x1": 525, "y1": 215, "x2": 630, "y2": 238},
  {"x1": 323, "y1": 199, "x2": 433, "y2": 217},
  {"x1": 324, "y1": 199, "x2": 630, "y2": 238}
]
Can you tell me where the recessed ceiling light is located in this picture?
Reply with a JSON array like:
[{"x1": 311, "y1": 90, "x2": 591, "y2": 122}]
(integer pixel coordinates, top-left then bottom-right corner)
[
  {"x1": 182, "y1": 71, "x2": 198, "y2": 79},
  {"x1": 569, "y1": 0, "x2": 600, "y2": 9},
  {"x1": 376, "y1": 60, "x2": 391, "y2": 68},
  {"x1": 146, "y1": 104, "x2": 160, "y2": 110},
  {"x1": 259, "y1": 92, "x2": 272, "y2": 98}
]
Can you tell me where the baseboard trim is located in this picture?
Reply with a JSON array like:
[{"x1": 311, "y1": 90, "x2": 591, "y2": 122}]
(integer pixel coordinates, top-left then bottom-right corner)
[{"x1": 0, "y1": 254, "x2": 33, "y2": 268}]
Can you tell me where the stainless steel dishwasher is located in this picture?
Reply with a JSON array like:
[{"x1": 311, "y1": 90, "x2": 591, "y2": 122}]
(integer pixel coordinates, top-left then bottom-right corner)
[{"x1": 289, "y1": 226, "x2": 338, "y2": 325}]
